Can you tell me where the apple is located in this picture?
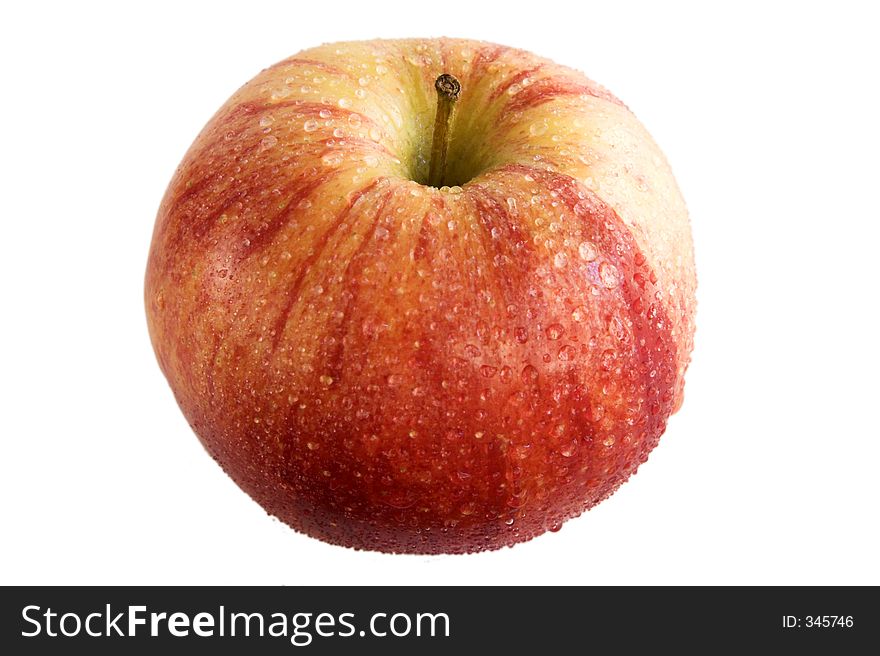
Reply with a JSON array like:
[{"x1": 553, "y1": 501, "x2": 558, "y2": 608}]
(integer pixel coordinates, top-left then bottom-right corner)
[{"x1": 145, "y1": 38, "x2": 696, "y2": 553}]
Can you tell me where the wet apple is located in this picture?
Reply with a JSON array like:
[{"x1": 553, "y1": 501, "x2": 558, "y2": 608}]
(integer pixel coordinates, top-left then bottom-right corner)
[{"x1": 145, "y1": 38, "x2": 696, "y2": 553}]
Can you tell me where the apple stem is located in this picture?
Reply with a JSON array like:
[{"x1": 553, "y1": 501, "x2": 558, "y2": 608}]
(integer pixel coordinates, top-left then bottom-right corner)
[{"x1": 428, "y1": 73, "x2": 461, "y2": 188}]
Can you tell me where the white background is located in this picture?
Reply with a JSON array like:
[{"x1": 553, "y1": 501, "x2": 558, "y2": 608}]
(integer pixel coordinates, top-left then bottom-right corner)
[{"x1": 2, "y1": 1, "x2": 878, "y2": 585}]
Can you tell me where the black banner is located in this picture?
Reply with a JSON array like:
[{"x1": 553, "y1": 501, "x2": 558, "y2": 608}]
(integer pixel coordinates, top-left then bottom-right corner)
[{"x1": 1, "y1": 586, "x2": 876, "y2": 653}]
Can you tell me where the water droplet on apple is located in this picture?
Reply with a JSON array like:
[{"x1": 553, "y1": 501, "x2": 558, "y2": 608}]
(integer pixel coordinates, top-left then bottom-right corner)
[
  {"x1": 347, "y1": 114, "x2": 362, "y2": 128},
  {"x1": 358, "y1": 76, "x2": 370, "y2": 86},
  {"x1": 480, "y1": 365, "x2": 498, "y2": 378},
  {"x1": 259, "y1": 115, "x2": 274, "y2": 128},
  {"x1": 507, "y1": 83, "x2": 522, "y2": 96},
  {"x1": 490, "y1": 226, "x2": 502, "y2": 240},
  {"x1": 571, "y1": 305, "x2": 587, "y2": 322},
  {"x1": 608, "y1": 315, "x2": 626, "y2": 341},
  {"x1": 338, "y1": 97, "x2": 352, "y2": 109},
  {"x1": 303, "y1": 119, "x2": 319, "y2": 132},
  {"x1": 319, "y1": 108, "x2": 332, "y2": 119},
  {"x1": 355, "y1": 88, "x2": 366, "y2": 99},
  {"x1": 558, "y1": 345, "x2": 576, "y2": 361},
  {"x1": 514, "y1": 327, "x2": 529, "y2": 344},
  {"x1": 599, "y1": 262, "x2": 619, "y2": 288},
  {"x1": 306, "y1": 441, "x2": 319, "y2": 451},
  {"x1": 546, "y1": 324, "x2": 565, "y2": 340},
  {"x1": 520, "y1": 365, "x2": 539, "y2": 384},
  {"x1": 554, "y1": 252, "x2": 567, "y2": 269},
  {"x1": 319, "y1": 375, "x2": 334, "y2": 386},
  {"x1": 363, "y1": 155, "x2": 379, "y2": 168},
  {"x1": 529, "y1": 121, "x2": 548, "y2": 136},
  {"x1": 369, "y1": 127, "x2": 382, "y2": 141},
  {"x1": 578, "y1": 241, "x2": 597, "y2": 261},
  {"x1": 600, "y1": 349, "x2": 616, "y2": 370},
  {"x1": 260, "y1": 135, "x2": 278, "y2": 149},
  {"x1": 322, "y1": 151, "x2": 344, "y2": 167}
]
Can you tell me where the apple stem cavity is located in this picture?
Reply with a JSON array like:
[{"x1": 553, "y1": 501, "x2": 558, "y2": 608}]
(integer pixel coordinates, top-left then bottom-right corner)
[{"x1": 428, "y1": 73, "x2": 461, "y2": 188}]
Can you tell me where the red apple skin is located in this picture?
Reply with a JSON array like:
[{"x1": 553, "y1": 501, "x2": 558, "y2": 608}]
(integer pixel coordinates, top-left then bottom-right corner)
[{"x1": 145, "y1": 39, "x2": 696, "y2": 553}]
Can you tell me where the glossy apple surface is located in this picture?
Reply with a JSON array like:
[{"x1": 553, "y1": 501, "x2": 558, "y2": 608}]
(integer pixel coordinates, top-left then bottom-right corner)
[{"x1": 145, "y1": 38, "x2": 696, "y2": 553}]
